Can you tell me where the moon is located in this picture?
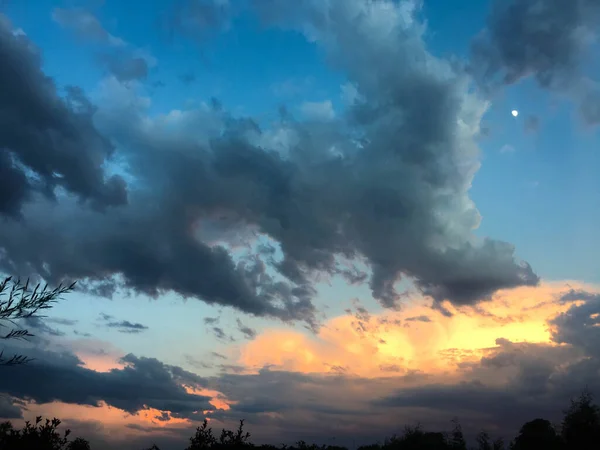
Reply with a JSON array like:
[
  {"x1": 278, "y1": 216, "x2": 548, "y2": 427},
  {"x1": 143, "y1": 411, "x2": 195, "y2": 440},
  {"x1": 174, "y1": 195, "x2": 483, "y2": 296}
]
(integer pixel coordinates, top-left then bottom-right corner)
[{"x1": 511, "y1": 110, "x2": 519, "y2": 117}]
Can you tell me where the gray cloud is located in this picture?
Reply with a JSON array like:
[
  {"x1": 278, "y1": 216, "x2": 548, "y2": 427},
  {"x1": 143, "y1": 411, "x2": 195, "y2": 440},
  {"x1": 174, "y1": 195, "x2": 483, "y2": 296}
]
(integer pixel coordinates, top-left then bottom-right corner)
[
  {"x1": 22, "y1": 316, "x2": 66, "y2": 337},
  {"x1": 471, "y1": 0, "x2": 600, "y2": 124},
  {"x1": 0, "y1": 1, "x2": 539, "y2": 330},
  {"x1": 0, "y1": 346, "x2": 213, "y2": 417},
  {"x1": 98, "y1": 313, "x2": 149, "y2": 333},
  {"x1": 0, "y1": 17, "x2": 128, "y2": 218},
  {"x1": 210, "y1": 326, "x2": 234, "y2": 342},
  {"x1": 550, "y1": 290, "x2": 600, "y2": 357},
  {"x1": 0, "y1": 395, "x2": 23, "y2": 419},
  {"x1": 99, "y1": 53, "x2": 149, "y2": 82},
  {"x1": 185, "y1": 354, "x2": 213, "y2": 370},
  {"x1": 405, "y1": 315, "x2": 432, "y2": 323},
  {"x1": 211, "y1": 351, "x2": 227, "y2": 360},
  {"x1": 236, "y1": 318, "x2": 257, "y2": 339}
]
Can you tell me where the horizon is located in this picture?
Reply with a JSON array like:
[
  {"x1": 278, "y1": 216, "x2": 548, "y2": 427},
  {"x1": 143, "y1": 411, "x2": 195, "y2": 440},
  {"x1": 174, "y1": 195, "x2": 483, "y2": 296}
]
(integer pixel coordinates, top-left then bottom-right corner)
[{"x1": 1, "y1": 0, "x2": 600, "y2": 449}]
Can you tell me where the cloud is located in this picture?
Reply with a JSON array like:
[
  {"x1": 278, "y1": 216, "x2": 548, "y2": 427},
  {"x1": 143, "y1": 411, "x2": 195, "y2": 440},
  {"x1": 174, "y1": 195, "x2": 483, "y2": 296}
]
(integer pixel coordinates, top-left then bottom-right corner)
[
  {"x1": 405, "y1": 315, "x2": 431, "y2": 323},
  {"x1": 22, "y1": 316, "x2": 66, "y2": 337},
  {"x1": 0, "y1": 396, "x2": 23, "y2": 419},
  {"x1": 166, "y1": 0, "x2": 233, "y2": 43},
  {"x1": 0, "y1": 347, "x2": 214, "y2": 417},
  {"x1": 185, "y1": 354, "x2": 214, "y2": 370},
  {"x1": 99, "y1": 53, "x2": 149, "y2": 82},
  {"x1": 52, "y1": 7, "x2": 154, "y2": 83},
  {"x1": 549, "y1": 290, "x2": 600, "y2": 357},
  {"x1": 3, "y1": 282, "x2": 600, "y2": 447},
  {"x1": 98, "y1": 313, "x2": 149, "y2": 333},
  {"x1": 471, "y1": 0, "x2": 600, "y2": 124},
  {"x1": 0, "y1": 16, "x2": 128, "y2": 217},
  {"x1": 299, "y1": 100, "x2": 336, "y2": 121},
  {"x1": 210, "y1": 326, "x2": 234, "y2": 342},
  {"x1": 234, "y1": 282, "x2": 598, "y2": 377},
  {"x1": 236, "y1": 319, "x2": 257, "y2": 340},
  {"x1": 52, "y1": 8, "x2": 125, "y2": 46},
  {"x1": 0, "y1": 1, "x2": 539, "y2": 330}
]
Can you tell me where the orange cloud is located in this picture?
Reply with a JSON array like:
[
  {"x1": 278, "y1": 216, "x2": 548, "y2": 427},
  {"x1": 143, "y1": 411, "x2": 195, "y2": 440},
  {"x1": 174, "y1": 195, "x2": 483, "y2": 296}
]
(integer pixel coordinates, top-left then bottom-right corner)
[
  {"x1": 237, "y1": 281, "x2": 599, "y2": 380},
  {"x1": 184, "y1": 386, "x2": 236, "y2": 411},
  {"x1": 16, "y1": 400, "x2": 191, "y2": 444},
  {"x1": 68, "y1": 338, "x2": 127, "y2": 372}
]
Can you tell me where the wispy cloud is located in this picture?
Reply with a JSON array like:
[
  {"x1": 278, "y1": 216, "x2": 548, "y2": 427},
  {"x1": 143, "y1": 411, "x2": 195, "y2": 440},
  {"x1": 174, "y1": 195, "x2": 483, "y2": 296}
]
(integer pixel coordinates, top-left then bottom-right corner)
[{"x1": 98, "y1": 313, "x2": 149, "y2": 334}]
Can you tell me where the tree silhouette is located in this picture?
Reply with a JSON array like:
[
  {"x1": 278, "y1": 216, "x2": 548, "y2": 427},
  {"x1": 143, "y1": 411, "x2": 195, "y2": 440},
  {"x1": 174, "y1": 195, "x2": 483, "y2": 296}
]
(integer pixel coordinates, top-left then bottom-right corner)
[
  {"x1": 0, "y1": 276, "x2": 75, "y2": 366},
  {"x1": 474, "y1": 431, "x2": 504, "y2": 450},
  {"x1": 447, "y1": 419, "x2": 466, "y2": 450},
  {"x1": 561, "y1": 388, "x2": 600, "y2": 450},
  {"x1": 510, "y1": 418, "x2": 561, "y2": 450}
]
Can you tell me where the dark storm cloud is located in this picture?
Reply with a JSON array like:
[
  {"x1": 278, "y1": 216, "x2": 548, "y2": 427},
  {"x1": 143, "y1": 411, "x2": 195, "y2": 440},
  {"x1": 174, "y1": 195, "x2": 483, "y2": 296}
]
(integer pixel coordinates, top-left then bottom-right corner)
[
  {"x1": 0, "y1": 396, "x2": 23, "y2": 419},
  {"x1": 0, "y1": 16, "x2": 128, "y2": 217},
  {"x1": 0, "y1": 346, "x2": 213, "y2": 416},
  {"x1": 471, "y1": 0, "x2": 600, "y2": 124},
  {"x1": 0, "y1": 1, "x2": 539, "y2": 329}
]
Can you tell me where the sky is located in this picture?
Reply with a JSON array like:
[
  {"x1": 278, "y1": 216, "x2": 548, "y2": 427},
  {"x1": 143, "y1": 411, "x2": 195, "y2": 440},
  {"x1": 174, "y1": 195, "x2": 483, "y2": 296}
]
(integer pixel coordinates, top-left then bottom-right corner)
[{"x1": 0, "y1": 0, "x2": 600, "y2": 448}]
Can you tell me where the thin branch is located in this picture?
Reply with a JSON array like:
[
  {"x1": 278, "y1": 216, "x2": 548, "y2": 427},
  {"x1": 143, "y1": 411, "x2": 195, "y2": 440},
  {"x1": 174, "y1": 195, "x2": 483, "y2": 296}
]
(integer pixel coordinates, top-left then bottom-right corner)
[{"x1": 0, "y1": 276, "x2": 75, "y2": 367}]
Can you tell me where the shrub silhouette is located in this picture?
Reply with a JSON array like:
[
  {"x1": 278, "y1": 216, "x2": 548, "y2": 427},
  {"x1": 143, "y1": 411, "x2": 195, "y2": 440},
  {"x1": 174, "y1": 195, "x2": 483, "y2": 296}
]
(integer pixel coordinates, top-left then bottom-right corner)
[
  {"x1": 0, "y1": 416, "x2": 89, "y2": 450},
  {"x1": 2, "y1": 388, "x2": 600, "y2": 450}
]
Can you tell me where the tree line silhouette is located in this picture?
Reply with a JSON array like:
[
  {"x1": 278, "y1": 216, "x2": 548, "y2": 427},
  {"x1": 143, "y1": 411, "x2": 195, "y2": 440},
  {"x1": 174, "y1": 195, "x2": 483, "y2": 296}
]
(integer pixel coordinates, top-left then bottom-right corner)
[
  {"x1": 2, "y1": 278, "x2": 600, "y2": 449},
  {"x1": 1, "y1": 388, "x2": 600, "y2": 450}
]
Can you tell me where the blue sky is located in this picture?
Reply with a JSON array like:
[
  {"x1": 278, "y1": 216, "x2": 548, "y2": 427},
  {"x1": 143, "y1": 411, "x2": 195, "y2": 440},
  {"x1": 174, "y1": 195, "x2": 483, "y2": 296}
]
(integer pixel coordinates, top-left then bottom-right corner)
[{"x1": 1, "y1": 1, "x2": 600, "y2": 448}]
